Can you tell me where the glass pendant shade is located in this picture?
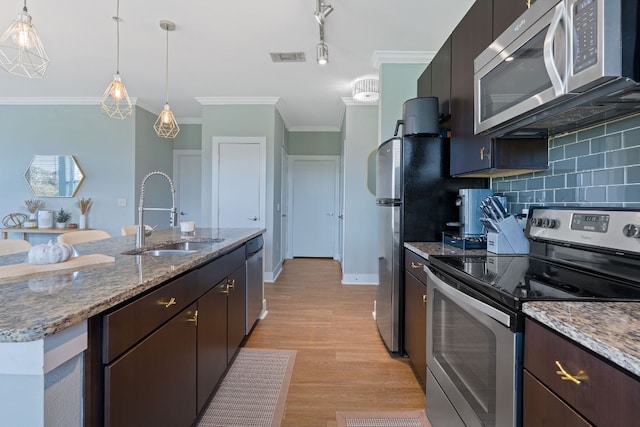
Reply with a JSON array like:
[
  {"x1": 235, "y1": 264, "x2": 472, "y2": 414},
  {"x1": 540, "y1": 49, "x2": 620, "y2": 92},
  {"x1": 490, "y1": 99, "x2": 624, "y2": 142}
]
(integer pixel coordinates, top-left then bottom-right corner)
[
  {"x1": 154, "y1": 104, "x2": 180, "y2": 138},
  {"x1": 100, "y1": 73, "x2": 133, "y2": 119},
  {"x1": 352, "y1": 78, "x2": 379, "y2": 103},
  {"x1": 316, "y1": 42, "x2": 328, "y2": 65},
  {"x1": 0, "y1": 7, "x2": 49, "y2": 78}
]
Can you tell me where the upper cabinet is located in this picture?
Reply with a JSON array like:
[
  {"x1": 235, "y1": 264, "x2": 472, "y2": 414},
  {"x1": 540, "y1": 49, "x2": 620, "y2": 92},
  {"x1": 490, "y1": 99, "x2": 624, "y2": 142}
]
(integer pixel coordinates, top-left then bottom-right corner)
[{"x1": 425, "y1": 0, "x2": 548, "y2": 177}]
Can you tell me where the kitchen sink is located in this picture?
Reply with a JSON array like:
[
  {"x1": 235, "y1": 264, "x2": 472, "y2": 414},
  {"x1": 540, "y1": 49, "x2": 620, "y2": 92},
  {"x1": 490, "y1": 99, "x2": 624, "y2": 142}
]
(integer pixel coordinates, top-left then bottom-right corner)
[{"x1": 122, "y1": 238, "x2": 225, "y2": 256}]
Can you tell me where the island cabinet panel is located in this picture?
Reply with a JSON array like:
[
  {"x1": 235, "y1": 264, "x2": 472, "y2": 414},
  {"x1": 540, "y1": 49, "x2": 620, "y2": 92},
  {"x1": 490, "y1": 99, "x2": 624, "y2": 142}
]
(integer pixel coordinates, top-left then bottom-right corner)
[
  {"x1": 227, "y1": 263, "x2": 247, "y2": 363},
  {"x1": 524, "y1": 319, "x2": 640, "y2": 426},
  {"x1": 104, "y1": 303, "x2": 198, "y2": 427},
  {"x1": 103, "y1": 270, "x2": 199, "y2": 364},
  {"x1": 197, "y1": 279, "x2": 229, "y2": 413},
  {"x1": 403, "y1": 249, "x2": 428, "y2": 390}
]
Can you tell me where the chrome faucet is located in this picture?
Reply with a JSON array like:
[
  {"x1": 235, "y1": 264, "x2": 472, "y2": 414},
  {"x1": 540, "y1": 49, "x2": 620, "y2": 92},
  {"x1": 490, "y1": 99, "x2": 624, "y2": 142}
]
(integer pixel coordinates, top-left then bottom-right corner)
[{"x1": 136, "y1": 171, "x2": 178, "y2": 248}]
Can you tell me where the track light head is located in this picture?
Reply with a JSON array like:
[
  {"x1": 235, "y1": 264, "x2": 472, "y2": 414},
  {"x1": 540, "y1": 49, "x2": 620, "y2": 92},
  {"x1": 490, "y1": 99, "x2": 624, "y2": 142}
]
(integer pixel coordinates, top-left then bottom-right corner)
[
  {"x1": 314, "y1": 3, "x2": 333, "y2": 25},
  {"x1": 316, "y1": 42, "x2": 328, "y2": 65}
]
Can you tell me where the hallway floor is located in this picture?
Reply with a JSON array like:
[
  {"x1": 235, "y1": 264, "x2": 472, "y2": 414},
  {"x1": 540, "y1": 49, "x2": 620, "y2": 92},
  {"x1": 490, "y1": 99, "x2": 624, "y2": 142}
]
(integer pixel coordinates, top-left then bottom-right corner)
[{"x1": 244, "y1": 258, "x2": 426, "y2": 427}]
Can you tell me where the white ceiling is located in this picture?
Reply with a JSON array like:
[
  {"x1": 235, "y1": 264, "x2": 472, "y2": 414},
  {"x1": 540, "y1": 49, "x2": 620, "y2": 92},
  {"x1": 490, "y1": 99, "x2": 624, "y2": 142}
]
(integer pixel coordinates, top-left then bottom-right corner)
[{"x1": 0, "y1": 0, "x2": 475, "y2": 131}]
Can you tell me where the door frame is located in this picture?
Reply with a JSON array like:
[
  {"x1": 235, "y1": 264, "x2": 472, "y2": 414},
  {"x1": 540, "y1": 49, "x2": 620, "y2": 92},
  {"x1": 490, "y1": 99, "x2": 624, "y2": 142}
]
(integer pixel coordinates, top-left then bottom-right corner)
[
  {"x1": 211, "y1": 136, "x2": 267, "y2": 228},
  {"x1": 173, "y1": 149, "x2": 202, "y2": 224},
  {"x1": 287, "y1": 155, "x2": 340, "y2": 260}
]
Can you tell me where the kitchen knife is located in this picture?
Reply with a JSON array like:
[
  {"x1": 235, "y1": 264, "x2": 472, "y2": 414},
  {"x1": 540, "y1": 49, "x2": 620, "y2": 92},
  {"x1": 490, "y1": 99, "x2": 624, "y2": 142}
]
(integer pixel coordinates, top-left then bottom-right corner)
[
  {"x1": 488, "y1": 196, "x2": 505, "y2": 220},
  {"x1": 491, "y1": 196, "x2": 509, "y2": 219},
  {"x1": 482, "y1": 197, "x2": 500, "y2": 220}
]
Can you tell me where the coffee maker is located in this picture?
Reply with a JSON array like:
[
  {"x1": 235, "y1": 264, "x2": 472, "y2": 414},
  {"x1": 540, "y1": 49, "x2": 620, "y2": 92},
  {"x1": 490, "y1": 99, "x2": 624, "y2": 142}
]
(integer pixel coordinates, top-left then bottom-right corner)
[{"x1": 452, "y1": 188, "x2": 494, "y2": 237}]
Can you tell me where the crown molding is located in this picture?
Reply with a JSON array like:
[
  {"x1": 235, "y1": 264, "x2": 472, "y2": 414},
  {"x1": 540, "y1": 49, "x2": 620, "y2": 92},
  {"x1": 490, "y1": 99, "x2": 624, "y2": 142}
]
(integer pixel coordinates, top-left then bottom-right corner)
[
  {"x1": 196, "y1": 97, "x2": 280, "y2": 106},
  {"x1": 371, "y1": 51, "x2": 436, "y2": 69},
  {"x1": 0, "y1": 97, "x2": 138, "y2": 105},
  {"x1": 288, "y1": 125, "x2": 341, "y2": 132}
]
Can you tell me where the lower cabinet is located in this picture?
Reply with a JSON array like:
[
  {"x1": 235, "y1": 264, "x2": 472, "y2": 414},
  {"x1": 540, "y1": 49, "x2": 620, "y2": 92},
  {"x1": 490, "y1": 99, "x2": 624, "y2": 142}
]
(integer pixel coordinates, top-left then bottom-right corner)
[
  {"x1": 524, "y1": 318, "x2": 640, "y2": 426},
  {"x1": 105, "y1": 303, "x2": 198, "y2": 427},
  {"x1": 403, "y1": 249, "x2": 428, "y2": 390},
  {"x1": 94, "y1": 245, "x2": 248, "y2": 427}
]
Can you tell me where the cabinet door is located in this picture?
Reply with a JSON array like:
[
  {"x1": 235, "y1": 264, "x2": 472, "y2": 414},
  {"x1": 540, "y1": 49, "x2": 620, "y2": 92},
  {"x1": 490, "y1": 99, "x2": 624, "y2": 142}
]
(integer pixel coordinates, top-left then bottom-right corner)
[
  {"x1": 104, "y1": 303, "x2": 198, "y2": 427},
  {"x1": 403, "y1": 270, "x2": 427, "y2": 389},
  {"x1": 227, "y1": 263, "x2": 247, "y2": 363},
  {"x1": 523, "y1": 371, "x2": 591, "y2": 427},
  {"x1": 450, "y1": 0, "x2": 493, "y2": 176},
  {"x1": 417, "y1": 65, "x2": 432, "y2": 98},
  {"x1": 431, "y1": 37, "x2": 451, "y2": 119},
  {"x1": 197, "y1": 280, "x2": 229, "y2": 413}
]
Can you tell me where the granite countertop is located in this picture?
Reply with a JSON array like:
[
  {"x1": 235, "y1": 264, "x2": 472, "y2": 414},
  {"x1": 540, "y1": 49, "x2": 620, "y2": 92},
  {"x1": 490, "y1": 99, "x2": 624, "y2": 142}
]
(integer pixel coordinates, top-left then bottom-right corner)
[
  {"x1": 405, "y1": 241, "x2": 487, "y2": 259},
  {"x1": 523, "y1": 302, "x2": 640, "y2": 378},
  {"x1": 0, "y1": 228, "x2": 264, "y2": 343}
]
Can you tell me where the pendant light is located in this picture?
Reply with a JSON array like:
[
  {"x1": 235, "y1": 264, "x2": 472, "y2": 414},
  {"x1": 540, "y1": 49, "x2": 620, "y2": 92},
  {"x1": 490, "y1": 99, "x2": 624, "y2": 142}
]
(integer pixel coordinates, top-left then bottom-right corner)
[
  {"x1": 154, "y1": 20, "x2": 179, "y2": 139},
  {"x1": 0, "y1": 0, "x2": 49, "y2": 78},
  {"x1": 100, "y1": 0, "x2": 132, "y2": 119}
]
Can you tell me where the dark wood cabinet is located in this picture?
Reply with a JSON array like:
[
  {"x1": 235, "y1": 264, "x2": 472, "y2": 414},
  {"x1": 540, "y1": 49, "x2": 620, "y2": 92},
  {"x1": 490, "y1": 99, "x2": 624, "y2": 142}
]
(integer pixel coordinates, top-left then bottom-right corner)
[
  {"x1": 403, "y1": 249, "x2": 428, "y2": 390},
  {"x1": 524, "y1": 318, "x2": 640, "y2": 427},
  {"x1": 431, "y1": 37, "x2": 451, "y2": 120},
  {"x1": 417, "y1": 65, "x2": 432, "y2": 98},
  {"x1": 92, "y1": 243, "x2": 251, "y2": 427},
  {"x1": 227, "y1": 264, "x2": 247, "y2": 363},
  {"x1": 197, "y1": 279, "x2": 229, "y2": 413},
  {"x1": 448, "y1": 0, "x2": 548, "y2": 177},
  {"x1": 104, "y1": 303, "x2": 198, "y2": 427}
]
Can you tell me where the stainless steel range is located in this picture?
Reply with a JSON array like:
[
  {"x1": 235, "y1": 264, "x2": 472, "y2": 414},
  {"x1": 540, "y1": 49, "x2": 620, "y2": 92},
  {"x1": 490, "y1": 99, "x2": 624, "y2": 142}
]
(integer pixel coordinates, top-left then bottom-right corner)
[{"x1": 425, "y1": 206, "x2": 640, "y2": 427}]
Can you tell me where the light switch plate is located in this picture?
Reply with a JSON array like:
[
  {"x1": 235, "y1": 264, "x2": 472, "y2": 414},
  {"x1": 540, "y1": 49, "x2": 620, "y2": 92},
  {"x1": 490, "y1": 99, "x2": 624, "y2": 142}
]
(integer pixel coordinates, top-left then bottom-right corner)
[{"x1": 117, "y1": 198, "x2": 127, "y2": 207}]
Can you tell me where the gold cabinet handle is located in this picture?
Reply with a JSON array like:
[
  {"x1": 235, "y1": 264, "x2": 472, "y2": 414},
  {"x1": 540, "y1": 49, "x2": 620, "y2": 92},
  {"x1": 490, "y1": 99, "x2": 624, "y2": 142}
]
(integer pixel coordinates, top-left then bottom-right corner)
[
  {"x1": 422, "y1": 295, "x2": 427, "y2": 305},
  {"x1": 555, "y1": 360, "x2": 588, "y2": 384},
  {"x1": 480, "y1": 146, "x2": 490, "y2": 160},
  {"x1": 411, "y1": 262, "x2": 423, "y2": 269},
  {"x1": 221, "y1": 285, "x2": 229, "y2": 296},
  {"x1": 159, "y1": 297, "x2": 176, "y2": 308},
  {"x1": 227, "y1": 279, "x2": 235, "y2": 290},
  {"x1": 188, "y1": 310, "x2": 198, "y2": 326}
]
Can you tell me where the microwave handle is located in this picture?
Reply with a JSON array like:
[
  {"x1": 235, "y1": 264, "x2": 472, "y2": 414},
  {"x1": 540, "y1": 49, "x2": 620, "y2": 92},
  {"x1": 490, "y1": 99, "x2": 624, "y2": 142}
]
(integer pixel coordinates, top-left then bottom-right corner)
[
  {"x1": 543, "y1": 2, "x2": 566, "y2": 96},
  {"x1": 425, "y1": 265, "x2": 512, "y2": 328}
]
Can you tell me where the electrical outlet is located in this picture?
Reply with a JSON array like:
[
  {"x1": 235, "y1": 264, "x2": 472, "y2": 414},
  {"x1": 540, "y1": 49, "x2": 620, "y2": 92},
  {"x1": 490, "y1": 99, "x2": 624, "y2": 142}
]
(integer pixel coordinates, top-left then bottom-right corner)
[{"x1": 117, "y1": 198, "x2": 127, "y2": 207}]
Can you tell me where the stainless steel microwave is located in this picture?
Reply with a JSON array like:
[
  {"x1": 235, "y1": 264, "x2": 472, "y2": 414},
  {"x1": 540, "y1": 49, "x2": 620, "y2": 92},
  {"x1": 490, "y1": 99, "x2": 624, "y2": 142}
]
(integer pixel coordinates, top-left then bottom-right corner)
[{"x1": 474, "y1": 0, "x2": 640, "y2": 138}]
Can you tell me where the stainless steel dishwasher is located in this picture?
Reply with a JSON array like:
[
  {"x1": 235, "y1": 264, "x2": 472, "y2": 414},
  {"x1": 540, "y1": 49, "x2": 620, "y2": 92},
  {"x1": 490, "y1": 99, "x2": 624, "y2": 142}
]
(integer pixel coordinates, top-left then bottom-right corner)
[{"x1": 245, "y1": 235, "x2": 264, "y2": 334}]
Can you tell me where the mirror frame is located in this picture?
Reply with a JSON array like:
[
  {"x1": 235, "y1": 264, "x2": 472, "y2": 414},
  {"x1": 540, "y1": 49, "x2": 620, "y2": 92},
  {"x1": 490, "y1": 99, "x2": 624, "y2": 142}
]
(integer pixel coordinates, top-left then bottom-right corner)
[{"x1": 24, "y1": 155, "x2": 86, "y2": 198}]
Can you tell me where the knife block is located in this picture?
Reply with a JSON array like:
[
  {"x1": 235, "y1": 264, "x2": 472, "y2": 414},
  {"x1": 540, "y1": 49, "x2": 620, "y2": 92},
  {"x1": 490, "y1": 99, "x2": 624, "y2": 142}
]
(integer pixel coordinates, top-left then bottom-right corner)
[{"x1": 487, "y1": 216, "x2": 529, "y2": 254}]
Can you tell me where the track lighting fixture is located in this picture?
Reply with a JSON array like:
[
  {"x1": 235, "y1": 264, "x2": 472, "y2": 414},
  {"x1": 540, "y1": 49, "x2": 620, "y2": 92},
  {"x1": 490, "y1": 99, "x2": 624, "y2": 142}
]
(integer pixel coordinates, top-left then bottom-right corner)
[
  {"x1": 154, "y1": 20, "x2": 179, "y2": 139},
  {"x1": 314, "y1": 1, "x2": 334, "y2": 26},
  {"x1": 316, "y1": 42, "x2": 328, "y2": 65},
  {"x1": 0, "y1": 0, "x2": 49, "y2": 78}
]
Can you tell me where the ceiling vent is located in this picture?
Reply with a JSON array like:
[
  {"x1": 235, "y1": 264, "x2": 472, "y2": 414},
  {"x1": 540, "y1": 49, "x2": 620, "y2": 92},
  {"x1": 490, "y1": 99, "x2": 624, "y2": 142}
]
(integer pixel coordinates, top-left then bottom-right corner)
[{"x1": 270, "y1": 52, "x2": 306, "y2": 63}]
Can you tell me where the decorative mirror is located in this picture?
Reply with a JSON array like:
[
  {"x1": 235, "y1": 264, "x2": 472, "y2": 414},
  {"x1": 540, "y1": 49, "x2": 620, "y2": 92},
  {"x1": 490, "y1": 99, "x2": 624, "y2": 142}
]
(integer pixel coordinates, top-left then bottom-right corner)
[{"x1": 24, "y1": 155, "x2": 85, "y2": 197}]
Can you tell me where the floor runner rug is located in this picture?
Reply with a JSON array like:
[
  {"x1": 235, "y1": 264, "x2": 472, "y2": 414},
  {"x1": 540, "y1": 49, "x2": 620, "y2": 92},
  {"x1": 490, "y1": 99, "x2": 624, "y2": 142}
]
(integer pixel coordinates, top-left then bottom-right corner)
[
  {"x1": 336, "y1": 410, "x2": 431, "y2": 427},
  {"x1": 197, "y1": 348, "x2": 297, "y2": 427}
]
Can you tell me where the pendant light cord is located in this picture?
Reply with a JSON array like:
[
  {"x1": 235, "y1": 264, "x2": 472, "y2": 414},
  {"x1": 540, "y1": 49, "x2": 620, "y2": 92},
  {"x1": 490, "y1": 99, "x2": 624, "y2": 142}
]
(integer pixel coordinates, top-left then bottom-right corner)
[
  {"x1": 164, "y1": 26, "x2": 169, "y2": 104},
  {"x1": 23, "y1": 0, "x2": 28, "y2": 12},
  {"x1": 115, "y1": 0, "x2": 121, "y2": 74}
]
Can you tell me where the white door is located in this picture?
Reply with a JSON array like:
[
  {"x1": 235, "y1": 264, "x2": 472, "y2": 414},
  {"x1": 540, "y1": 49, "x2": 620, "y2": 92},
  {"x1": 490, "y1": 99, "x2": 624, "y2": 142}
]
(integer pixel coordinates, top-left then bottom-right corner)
[
  {"x1": 173, "y1": 150, "x2": 201, "y2": 224},
  {"x1": 281, "y1": 150, "x2": 289, "y2": 260},
  {"x1": 212, "y1": 137, "x2": 266, "y2": 229},
  {"x1": 289, "y1": 156, "x2": 339, "y2": 258}
]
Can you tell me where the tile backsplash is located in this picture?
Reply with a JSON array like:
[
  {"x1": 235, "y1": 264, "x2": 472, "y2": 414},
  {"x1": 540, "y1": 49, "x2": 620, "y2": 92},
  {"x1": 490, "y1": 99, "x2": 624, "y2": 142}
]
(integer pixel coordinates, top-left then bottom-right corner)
[{"x1": 493, "y1": 113, "x2": 640, "y2": 214}]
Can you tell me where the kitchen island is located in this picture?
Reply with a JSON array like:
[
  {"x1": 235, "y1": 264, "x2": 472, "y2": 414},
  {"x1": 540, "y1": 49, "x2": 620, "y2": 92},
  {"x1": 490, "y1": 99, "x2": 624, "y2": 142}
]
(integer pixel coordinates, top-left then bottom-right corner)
[{"x1": 0, "y1": 227, "x2": 264, "y2": 427}]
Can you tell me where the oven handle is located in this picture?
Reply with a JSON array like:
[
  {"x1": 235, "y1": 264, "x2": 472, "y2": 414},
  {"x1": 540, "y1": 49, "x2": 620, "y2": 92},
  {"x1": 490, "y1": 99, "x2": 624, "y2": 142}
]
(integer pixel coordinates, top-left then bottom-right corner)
[{"x1": 425, "y1": 266, "x2": 512, "y2": 328}]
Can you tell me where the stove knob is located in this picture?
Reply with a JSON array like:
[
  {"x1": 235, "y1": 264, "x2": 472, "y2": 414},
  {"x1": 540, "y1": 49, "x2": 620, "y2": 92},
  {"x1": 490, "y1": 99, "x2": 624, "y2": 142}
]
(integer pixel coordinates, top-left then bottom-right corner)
[
  {"x1": 530, "y1": 217, "x2": 541, "y2": 227},
  {"x1": 623, "y1": 224, "x2": 640, "y2": 238},
  {"x1": 541, "y1": 218, "x2": 557, "y2": 228}
]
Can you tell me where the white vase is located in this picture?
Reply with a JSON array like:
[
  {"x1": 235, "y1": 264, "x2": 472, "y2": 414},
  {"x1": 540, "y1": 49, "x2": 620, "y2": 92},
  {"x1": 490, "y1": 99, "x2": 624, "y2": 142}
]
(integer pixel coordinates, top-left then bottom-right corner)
[
  {"x1": 38, "y1": 210, "x2": 53, "y2": 228},
  {"x1": 79, "y1": 214, "x2": 87, "y2": 230}
]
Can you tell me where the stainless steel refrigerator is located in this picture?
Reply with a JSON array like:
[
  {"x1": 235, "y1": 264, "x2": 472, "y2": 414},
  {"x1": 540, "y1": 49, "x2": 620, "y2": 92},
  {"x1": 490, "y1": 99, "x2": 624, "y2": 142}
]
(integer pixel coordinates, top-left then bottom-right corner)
[{"x1": 375, "y1": 136, "x2": 486, "y2": 352}]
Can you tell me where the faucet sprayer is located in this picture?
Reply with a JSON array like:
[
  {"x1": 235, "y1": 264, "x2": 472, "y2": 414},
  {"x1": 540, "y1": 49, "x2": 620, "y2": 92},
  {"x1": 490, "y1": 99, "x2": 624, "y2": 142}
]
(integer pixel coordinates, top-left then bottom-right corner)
[{"x1": 136, "y1": 171, "x2": 178, "y2": 248}]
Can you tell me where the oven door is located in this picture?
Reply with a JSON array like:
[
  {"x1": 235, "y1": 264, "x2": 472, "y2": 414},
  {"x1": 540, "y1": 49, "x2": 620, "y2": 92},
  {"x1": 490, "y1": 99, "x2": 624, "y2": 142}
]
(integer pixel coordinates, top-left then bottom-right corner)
[
  {"x1": 425, "y1": 265, "x2": 522, "y2": 427},
  {"x1": 474, "y1": 0, "x2": 568, "y2": 136}
]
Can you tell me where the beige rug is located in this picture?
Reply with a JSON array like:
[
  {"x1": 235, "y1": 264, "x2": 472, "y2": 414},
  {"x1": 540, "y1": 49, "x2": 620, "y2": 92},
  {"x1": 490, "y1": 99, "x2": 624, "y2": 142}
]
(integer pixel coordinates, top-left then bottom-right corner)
[
  {"x1": 336, "y1": 410, "x2": 431, "y2": 427},
  {"x1": 197, "y1": 348, "x2": 296, "y2": 427}
]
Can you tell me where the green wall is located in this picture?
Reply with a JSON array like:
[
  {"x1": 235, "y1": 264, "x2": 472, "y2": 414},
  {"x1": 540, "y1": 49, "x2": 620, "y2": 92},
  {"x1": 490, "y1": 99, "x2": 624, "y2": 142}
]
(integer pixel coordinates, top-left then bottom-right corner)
[
  {"x1": 379, "y1": 63, "x2": 426, "y2": 143},
  {"x1": 288, "y1": 131, "x2": 342, "y2": 155}
]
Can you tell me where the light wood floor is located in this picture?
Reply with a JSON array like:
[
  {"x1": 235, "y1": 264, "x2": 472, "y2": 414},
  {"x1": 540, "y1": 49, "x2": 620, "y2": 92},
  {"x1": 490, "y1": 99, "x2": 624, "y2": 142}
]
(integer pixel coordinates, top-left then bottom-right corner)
[{"x1": 243, "y1": 258, "x2": 426, "y2": 427}]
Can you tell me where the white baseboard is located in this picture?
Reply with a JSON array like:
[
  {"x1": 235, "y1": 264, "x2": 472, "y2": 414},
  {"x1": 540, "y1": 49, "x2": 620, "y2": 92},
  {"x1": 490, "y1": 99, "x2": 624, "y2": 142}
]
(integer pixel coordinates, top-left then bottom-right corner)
[
  {"x1": 264, "y1": 262, "x2": 282, "y2": 283},
  {"x1": 341, "y1": 274, "x2": 378, "y2": 285}
]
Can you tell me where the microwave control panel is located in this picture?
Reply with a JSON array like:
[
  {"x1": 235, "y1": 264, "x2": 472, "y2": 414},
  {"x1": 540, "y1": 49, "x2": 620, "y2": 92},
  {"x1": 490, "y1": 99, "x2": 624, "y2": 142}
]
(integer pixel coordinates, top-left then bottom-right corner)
[{"x1": 572, "y1": 0, "x2": 598, "y2": 73}]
